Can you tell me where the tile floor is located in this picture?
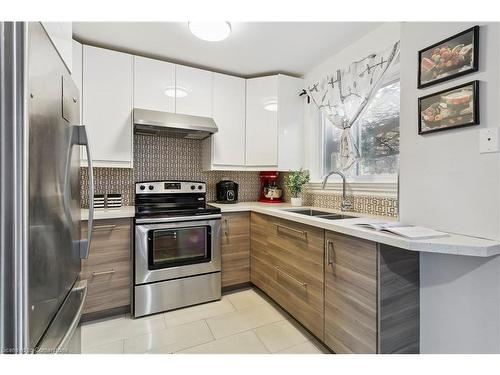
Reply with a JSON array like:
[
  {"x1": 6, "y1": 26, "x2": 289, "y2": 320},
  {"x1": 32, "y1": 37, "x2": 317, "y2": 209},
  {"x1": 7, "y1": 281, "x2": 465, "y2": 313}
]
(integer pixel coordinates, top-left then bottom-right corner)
[{"x1": 81, "y1": 288, "x2": 331, "y2": 354}]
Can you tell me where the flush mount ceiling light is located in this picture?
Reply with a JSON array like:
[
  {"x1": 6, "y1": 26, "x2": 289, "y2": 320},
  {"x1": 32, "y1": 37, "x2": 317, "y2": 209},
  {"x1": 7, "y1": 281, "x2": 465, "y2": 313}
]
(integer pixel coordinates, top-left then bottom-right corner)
[
  {"x1": 164, "y1": 86, "x2": 188, "y2": 98},
  {"x1": 188, "y1": 22, "x2": 231, "y2": 42},
  {"x1": 264, "y1": 100, "x2": 278, "y2": 112}
]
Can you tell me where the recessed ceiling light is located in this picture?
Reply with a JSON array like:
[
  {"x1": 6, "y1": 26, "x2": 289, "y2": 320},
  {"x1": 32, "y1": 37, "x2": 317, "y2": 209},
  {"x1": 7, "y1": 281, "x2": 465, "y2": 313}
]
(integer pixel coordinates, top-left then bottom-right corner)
[
  {"x1": 188, "y1": 22, "x2": 231, "y2": 42},
  {"x1": 164, "y1": 86, "x2": 188, "y2": 98},
  {"x1": 264, "y1": 101, "x2": 278, "y2": 112}
]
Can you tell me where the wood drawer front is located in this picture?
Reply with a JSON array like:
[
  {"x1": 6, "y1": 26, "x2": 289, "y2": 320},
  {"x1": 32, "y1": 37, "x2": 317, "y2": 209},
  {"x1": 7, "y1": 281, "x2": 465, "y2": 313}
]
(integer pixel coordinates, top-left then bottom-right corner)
[
  {"x1": 81, "y1": 218, "x2": 132, "y2": 314},
  {"x1": 250, "y1": 213, "x2": 324, "y2": 339},
  {"x1": 324, "y1": 231, "x2": 377, "y2": 354},
  {"x1": 221, "y1": 212, "x2": 250, "y2": 287}
]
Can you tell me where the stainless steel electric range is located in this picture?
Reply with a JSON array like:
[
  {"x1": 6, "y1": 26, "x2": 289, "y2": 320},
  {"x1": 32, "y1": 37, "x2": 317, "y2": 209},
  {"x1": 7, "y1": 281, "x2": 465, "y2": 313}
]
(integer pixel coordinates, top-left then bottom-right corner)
[{"x1": 133, "y1": 180, "x2": 222, "y2": 318}]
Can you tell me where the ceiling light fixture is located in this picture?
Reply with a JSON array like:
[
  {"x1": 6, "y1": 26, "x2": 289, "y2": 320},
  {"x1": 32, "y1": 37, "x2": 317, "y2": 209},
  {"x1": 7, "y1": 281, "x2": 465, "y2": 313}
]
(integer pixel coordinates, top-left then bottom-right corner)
[
  {"x1": 188, "y1": 22, "x2": 231, "y2": 42},
  {"x1": 164, "y1": 86, "x2": 188, "y2": 98},
  {"x1": 264, "y1": 100, "x2": 278, "y2": 112}
]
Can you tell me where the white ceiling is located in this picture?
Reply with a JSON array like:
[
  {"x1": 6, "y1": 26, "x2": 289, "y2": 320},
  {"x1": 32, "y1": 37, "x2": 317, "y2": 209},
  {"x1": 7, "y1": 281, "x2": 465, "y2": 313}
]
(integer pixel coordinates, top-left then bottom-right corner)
[{"x1": 72, "y1": 22, "x2": 382, "y2": 77}]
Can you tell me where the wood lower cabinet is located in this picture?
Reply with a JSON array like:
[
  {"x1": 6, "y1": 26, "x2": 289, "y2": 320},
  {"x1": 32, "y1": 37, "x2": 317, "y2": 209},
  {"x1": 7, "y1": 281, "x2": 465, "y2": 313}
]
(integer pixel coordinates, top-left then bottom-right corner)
[
  {"x1": 324, "y1": 231, "x2": 378, "y2": 353},
  {"x1": 324, "y1": 231, "x2": 420, "y2": 354},
  {"x1": 250, "y1": 213, "x2": 324, "y2": 339},
  {"x1": 81, "y1": 218, "x2": 132, "y2": 316},
  {"x1": 221, "y1": 212, "x2": 251, "y2": 288}
]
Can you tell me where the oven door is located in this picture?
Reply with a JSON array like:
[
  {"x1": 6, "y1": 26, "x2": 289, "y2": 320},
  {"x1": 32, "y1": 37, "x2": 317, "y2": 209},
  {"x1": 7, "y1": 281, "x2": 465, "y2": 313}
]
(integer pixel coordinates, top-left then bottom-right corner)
[{"x1": 135, "y1": 216, "x2": 221, "y2": 285}]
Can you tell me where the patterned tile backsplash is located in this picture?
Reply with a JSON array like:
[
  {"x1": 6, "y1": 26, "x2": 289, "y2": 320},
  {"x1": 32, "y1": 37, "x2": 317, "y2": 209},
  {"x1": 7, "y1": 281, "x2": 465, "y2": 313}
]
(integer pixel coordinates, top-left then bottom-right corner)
[
  {"x1": 80, "y1": 133, "x2": 398, "y2": 217},
  {"x1": 80, "y1": 134, "x2": 260, "y2": 207},
  {"x1": 302, "y1": 190, "x2": 398, "y2": 218},
  {"x1": 278, "y1": 172, "x2": 398, "y2": 218}
]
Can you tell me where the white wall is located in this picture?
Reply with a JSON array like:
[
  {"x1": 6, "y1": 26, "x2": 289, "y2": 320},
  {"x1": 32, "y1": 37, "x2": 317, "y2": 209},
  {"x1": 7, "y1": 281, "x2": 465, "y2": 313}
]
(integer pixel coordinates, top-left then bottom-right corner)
[
  {"x1": 303, "y1": 23, "x2": 401, "y2": 181},
  {"x1": 399, "y1": 22, "x2": 500, "y2": 354},
  {"x1": 399, "y1": 22, "x2": 500, "y2": 241}
]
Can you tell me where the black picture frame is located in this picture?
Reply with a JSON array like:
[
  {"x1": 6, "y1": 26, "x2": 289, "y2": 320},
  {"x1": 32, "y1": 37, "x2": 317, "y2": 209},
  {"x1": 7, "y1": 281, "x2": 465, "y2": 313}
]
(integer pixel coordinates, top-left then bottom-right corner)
[
  {"x1": 418, "y1": 26, "x2": 479, "y2": 89},
  {"x1": 418, "y1": 80, "x2": 479, "y2": 135}
]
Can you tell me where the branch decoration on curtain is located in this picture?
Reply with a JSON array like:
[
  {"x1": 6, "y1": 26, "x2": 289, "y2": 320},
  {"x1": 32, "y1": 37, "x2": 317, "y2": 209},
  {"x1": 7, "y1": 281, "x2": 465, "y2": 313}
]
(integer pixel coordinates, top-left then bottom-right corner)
[{"x1": 307, "y1": 41, "x2": 400, "y2": 171}]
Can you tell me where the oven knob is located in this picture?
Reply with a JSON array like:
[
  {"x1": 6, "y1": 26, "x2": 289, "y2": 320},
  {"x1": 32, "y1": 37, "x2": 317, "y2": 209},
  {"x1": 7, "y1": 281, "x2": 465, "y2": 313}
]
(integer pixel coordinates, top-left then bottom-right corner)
[
  {"x1": 198, "y1": 185, "x2": 203, "y2": 190},
  {"x1": 148, "y1": 185, "x2": 154, "y2": 190},
  {"x1": 191, "y1": 185, "x2": 196, "y2": 190},
  {"x1": 139, "y1": 185, "x2": 145, "y2": 191}
]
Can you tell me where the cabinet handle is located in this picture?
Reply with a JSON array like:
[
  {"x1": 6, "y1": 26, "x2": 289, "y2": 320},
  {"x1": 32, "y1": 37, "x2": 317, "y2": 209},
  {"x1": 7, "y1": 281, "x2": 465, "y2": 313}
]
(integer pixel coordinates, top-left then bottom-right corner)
[
  {"x1": 93, "y1": 224, "x2": 117, "y2": 231},
  {"x1": 224, "y1": 218, "x2": 229, "y2": 237},
  {"x1": 326, "y1": 240, "x2": 334, "y2": 265},
  {"x1": 92, "y1": 269, "x2": 115, "y2": 277},
  {"x1": 274, "y1": 223, "x2": 308, "y2": 240},
  {"x1": 275, "y1": 266, "x2": 307, "y2": 288}
]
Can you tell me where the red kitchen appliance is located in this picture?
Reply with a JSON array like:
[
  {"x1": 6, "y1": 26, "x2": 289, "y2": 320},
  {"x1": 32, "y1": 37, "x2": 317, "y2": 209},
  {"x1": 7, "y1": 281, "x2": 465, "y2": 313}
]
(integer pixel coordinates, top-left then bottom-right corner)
[{"x1": 259, "y1": 171, "x2": 283, "y2": 203}]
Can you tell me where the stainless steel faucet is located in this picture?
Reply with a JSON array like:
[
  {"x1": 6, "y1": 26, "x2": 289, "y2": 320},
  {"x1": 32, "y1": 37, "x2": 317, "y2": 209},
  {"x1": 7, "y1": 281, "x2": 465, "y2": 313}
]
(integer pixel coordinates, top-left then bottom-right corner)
[{"x1": 322, "y1": 171, "x2": 352, "y2": 212}]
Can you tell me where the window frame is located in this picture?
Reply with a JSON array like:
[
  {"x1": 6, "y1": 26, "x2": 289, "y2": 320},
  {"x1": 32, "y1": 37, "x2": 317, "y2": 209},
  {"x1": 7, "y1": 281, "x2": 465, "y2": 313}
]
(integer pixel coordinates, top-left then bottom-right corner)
[{"x1": 310, "y1": 67, "x2": 400, "y2": 195}]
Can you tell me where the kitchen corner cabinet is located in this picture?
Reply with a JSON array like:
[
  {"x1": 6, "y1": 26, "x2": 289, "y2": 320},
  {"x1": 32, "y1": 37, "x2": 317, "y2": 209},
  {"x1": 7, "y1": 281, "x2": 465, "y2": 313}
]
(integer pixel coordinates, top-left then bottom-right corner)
[
  {"x1": 324, "y1": 231, "x2": 420, "y2": 354},
  {"x1": 245, "y1": 74, "x2": 304, "y2": 170},
  {"x1": 82, "y1": 45, "x2": 133, "y2": 168},
  {"x1": 250, "y1": 213, "x2": 324, "y2": 339},
  {"x1": 41, "y1": 22, "x2": 73, "y2": 73},
  {"x1": 221, "y1": 212, "x2": 251, "y2": 288},
  {"x1": 134, "y1": 56, "x2": 175, "y2": 112},
  {"x1": 202, "y1": 73, "x2": 246, "y2": 170},
  {"x1": 71, "y1": 40, "x2": 82, "y2": 126},
  {"x1": 175, "y1": 65, "x2": 213, "y2": 117},
  {"x1": 81, "y1": 218, "x2": 132, "y2": 317}
]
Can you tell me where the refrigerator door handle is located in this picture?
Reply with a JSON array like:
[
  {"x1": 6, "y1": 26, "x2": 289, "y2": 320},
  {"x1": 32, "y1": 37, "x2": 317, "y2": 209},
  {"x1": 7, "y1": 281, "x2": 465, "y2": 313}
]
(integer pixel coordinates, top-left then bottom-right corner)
[{"x1": 74, "y1": 125, "x2": 94, "y2": 259}]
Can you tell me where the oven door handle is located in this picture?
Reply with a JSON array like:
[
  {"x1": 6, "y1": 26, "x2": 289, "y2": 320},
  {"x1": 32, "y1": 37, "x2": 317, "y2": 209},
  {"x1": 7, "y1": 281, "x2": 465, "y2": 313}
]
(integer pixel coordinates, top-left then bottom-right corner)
[{"x1": 135, "y1": 214, "x2": 221, "y2": 224}]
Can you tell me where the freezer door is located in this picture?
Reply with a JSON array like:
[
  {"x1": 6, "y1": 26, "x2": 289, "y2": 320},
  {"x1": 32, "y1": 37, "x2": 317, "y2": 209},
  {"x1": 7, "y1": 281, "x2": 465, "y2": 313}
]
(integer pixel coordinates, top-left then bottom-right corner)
[
  {"x1": 27, "y1": 22, "x2": 82, "y2": 349},
  {"x1": 36, "y1": 280, "x2": 87, "y2": 354}
]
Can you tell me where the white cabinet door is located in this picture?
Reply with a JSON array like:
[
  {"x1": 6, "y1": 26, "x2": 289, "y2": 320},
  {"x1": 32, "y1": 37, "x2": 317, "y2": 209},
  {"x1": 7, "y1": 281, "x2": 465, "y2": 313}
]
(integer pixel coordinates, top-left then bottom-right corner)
[
  {"x1": 210, "y1": 73, "x2": 246, "y2": 166},
  {"x1": 83, "y1": 45, "x2": 133, "y2": 168},
  {"x1": 245, "y1": 76, "x2": 278, "y2": 166},
  {"x1": 134, "y1": 56, "x2": 175, "y2": 112},
  {"x1": 71, "y1": 40, "x2": 82, "y2": 126},
  {"x1": 277, "y1": 75, "x2": 304, "y2": 171},
  {"x1": 41, "y1": 22, "x2": 73, "y2": 72},
  {"x1": 175, "y1": 65, "x2": 212, "y2": 117}
]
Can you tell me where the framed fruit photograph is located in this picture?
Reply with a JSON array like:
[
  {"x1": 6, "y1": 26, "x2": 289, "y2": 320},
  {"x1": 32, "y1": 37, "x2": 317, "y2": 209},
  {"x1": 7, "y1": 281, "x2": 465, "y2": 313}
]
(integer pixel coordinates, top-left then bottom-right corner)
[
  {"x1": 418, "y1": 80, "x2": 479, "y2": 135},
  {"x1": 418, "y1": 26, "x2": 479, "y2": 89}
]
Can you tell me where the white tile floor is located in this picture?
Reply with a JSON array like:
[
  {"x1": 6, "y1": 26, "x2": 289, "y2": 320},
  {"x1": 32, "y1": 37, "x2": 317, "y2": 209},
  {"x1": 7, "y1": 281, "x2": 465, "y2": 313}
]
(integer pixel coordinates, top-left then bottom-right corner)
[{"x1": 81, "y1": 288, "x2": 330, "y2": 354}]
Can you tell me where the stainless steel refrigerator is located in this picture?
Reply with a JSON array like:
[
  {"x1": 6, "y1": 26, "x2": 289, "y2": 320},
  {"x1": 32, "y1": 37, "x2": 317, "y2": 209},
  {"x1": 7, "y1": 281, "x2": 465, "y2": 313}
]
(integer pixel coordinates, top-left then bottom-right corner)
[{"x1": 0, "y1": 22, "x2": 94, "y2": 354}]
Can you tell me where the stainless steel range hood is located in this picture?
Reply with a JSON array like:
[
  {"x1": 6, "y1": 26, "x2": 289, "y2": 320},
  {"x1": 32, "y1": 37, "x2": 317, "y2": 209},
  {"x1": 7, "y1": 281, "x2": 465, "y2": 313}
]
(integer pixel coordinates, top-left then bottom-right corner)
[{"x1": 133, "y1": 108, "x2": 218, "y2": 140}]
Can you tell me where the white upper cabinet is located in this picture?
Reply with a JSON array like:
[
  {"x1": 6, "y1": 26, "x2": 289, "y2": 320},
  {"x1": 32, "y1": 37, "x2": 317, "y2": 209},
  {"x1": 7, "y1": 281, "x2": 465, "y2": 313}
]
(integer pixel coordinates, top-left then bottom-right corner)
[
  {"x1": 83, "y1": 45, "x2": 133, "y2": 168},
  {"x1": 245, "y1": 74, "x2": 304, "y2": 170},
  {"x1": 71, "y1": 40, "x2": 82, "y2": 125},
  {"x1": 277, "y1": 75, "x2": 304, "y2": 171},
  {"x1": 203, "y1": 73, "x2": 246, "y2": 169},
  {"x1": 41, "y1": 22, "x2": 73, "y2": 72},
  {"x1": 175, "y1": 65, "x2": 213, "y2": 117},
  {"x1": 134, "y1": 56, "x2": 175, "y2": 112},
  {"x1": 245, "y1": 76, "x2": 279, "y2": 167}
]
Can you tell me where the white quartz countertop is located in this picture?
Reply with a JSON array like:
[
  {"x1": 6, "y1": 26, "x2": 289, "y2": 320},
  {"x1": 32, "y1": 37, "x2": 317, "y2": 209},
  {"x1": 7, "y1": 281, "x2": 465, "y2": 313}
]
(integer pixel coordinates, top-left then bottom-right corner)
[
  {"x1": 80, "y1": 202, "x2": 500, "y2": 257},
  {"x1": 81, "y1": 206, "x2": 135, "y2": 220},
  {"x1": 210, "y1": 202, "x2": 500, "y2": 258}
]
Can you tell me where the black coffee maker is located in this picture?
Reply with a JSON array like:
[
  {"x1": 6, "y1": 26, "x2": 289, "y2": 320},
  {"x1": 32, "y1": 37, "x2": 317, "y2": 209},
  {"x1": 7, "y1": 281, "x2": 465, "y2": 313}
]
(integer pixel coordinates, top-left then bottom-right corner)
[{"x1": 216, "y1": 180, "x2": 239, "y2": 203}]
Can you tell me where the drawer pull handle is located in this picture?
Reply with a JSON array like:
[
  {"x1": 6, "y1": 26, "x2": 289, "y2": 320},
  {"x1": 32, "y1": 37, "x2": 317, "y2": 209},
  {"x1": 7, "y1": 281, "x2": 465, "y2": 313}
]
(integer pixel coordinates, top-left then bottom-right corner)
[
  {"x1": 92, "y1": 269, "x2": 115, "y2": 277},
  {"x1": 93, "y1": 224, "x2": 117, "y2": 231},
  {"x1": 274, "y1": 223, "x2": 307, "y2": 240},
  {"x1": 326, "y1": 240, "x2": 335, "y2": 265},
  {"x1": 275, "y1": 266, "x2": 307, "y2": 288},
  {"x1": 224, "y1": 218, "x2": 229, "y2": 237}
]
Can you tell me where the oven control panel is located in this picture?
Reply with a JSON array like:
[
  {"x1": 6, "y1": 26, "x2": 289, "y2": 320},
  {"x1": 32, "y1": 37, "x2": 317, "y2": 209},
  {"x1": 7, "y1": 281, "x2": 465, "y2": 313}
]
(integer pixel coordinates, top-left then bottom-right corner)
[{"x1": 136, "y1": 181, "x2": 206, "y2": 194}]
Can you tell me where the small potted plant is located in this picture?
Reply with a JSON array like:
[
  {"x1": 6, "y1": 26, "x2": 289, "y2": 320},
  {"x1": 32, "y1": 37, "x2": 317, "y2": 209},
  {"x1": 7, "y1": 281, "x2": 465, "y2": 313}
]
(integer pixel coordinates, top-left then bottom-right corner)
[{"x1": 284, "y1": 169, "x2": 310, "y2": 207}]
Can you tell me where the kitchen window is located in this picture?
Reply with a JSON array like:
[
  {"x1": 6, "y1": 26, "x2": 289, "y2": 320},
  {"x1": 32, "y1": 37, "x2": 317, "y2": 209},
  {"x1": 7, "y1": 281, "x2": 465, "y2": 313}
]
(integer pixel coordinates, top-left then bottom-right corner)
[{"x1": 321, "y1": 79, "x2": 400, "y2": 181}]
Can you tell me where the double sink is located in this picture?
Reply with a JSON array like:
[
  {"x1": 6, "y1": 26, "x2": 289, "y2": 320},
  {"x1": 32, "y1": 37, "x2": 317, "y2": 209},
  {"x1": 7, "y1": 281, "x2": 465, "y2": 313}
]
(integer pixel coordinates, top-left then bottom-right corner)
[{"x1": 283, "y1": 208, "x2": 354, "y2": 220}]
